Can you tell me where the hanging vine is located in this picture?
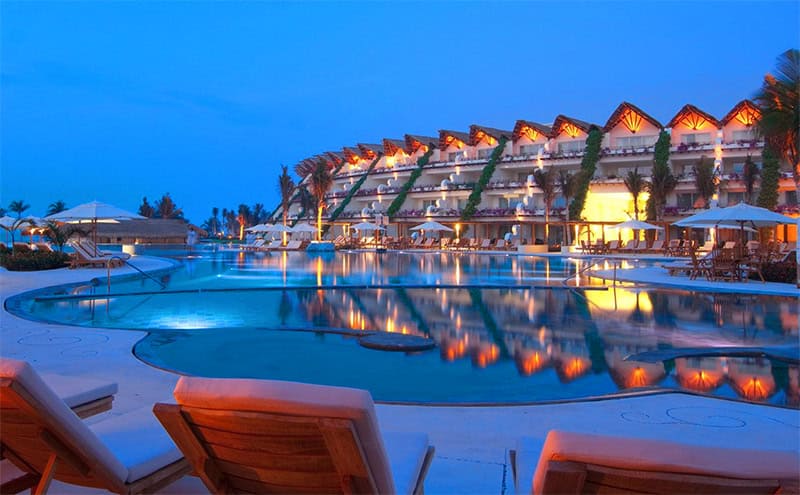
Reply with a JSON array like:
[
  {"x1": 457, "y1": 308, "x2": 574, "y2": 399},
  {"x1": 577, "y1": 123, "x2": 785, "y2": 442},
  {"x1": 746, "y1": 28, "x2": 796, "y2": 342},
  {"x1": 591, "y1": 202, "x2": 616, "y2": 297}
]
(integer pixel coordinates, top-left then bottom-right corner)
[
  {"x1": 323, "y1": 154, "x2": 383, "y2": 233},
  {"x1": 460, "y1": 137, "x2": 508, "y2": 221},
  {"x1": 568, "y1": 128, "x2": 603, "y2": 220},
  {"x1": 386, "y1": 148, "x2": 435, "y2": 217}
]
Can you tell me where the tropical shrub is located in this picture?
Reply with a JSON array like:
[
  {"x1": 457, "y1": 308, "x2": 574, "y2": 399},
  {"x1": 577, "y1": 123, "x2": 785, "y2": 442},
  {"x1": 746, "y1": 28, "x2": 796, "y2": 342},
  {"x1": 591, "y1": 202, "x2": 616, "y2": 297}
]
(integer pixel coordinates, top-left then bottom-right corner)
[
  {"x1": 568, "y1": 128, "x2": 603, "y2": 220},
  {"x1": 386, "y1": 148, "x2": 435, "y2": 217},
  {"x1": 0, "y1": 250, "x2": 70, "y2": 271},
  {"x1": 757, "y1": 146, "x2": 780, "y2": 209},
  {"x1": 758, "y1": 258, "x2": 797, "y2": 284},
  {"x1": 461, "y1": 138, "x2": 508, "y2": 221}
]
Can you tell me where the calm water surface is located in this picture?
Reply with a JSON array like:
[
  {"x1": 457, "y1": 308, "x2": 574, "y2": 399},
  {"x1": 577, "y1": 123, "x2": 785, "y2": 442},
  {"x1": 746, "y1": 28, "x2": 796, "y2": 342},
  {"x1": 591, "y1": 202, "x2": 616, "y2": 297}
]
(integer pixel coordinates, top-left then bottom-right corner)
[{"x1": 11, "y1": 248, "x2": 799, "y2": 406}]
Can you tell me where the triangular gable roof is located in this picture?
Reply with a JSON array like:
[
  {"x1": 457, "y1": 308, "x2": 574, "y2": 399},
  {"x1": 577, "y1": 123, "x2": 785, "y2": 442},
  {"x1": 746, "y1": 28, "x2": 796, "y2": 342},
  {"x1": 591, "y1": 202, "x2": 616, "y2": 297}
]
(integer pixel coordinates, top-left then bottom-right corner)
[
  {"x1": 666, "y1": 104, "x2": 721, "y2": 130},
  {"x1": 325, "y1": 151, "x2": 345, "y2": 165},
  {"x1": 342, "y1": 146, "x2": 364, "y2": 163},
  {"x1": 603, "y1": 102, "x2": 662, "y2": 133},
  {"x1": 720, "y1": 99, "x2": 761, "y2": 127},
  {"x1": 439, "y1": 129, "x2": 470, "y2": 150},
  {"x1": 383, "y1": 138, "x2": 407, "y2": 156},
  {"x1": 512, "y1": 120, "x2": 552, "y2": 142},
  {"x1": 469, "y1": 124, "x2": 512, "y2": 145},
  {"x1": 551, "y1": 115, "x2": 596, "y2": 138},
  {"x1": 405, "y1": 134, "x2": 438, "y2": 153},
  {"x1": 357, "y1": 143, "x2": 383, "y2": 159}
]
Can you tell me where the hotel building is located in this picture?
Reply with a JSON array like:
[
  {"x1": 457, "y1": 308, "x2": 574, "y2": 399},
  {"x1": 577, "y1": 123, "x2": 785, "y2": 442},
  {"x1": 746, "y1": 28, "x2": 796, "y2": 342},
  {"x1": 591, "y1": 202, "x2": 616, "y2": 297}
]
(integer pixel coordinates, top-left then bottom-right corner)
[{"x1": 275, "y1": 100, "x2": 797, "y2": 244}]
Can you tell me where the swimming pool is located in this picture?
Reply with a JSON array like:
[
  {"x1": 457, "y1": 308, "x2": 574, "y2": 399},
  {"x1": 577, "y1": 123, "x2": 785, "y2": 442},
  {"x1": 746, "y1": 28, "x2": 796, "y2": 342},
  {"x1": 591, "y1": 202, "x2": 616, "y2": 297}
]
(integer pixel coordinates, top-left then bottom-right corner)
[{"x1": 7, "y1": 248, "x2": 799, "y2": 407}]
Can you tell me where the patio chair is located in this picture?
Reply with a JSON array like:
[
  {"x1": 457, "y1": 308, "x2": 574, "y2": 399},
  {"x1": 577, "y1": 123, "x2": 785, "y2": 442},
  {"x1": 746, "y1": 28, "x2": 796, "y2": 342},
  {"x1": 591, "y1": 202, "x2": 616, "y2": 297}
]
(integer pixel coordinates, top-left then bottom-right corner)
[
  {"x1": 421, "y1": 238, "x2": 436, "y2": 249},
  {"x1": 512, "y1": 430, "x2": 799, "y2": 495},
  {"x1": 0, "y1": 366, "x2": 118, "y2": 493},
  {"x1": 0, "y1": 359, "x2": 189, "y2": 495},
  {"x1": 664, "y1": 239, "x2": 681, "y2": 256},
  {"x1": 153, "y1": 377, "x2": 435, "y2": 495},
  {"x1": 68, "y1": 241, "x2": 123, "y2": 269},
  {"x1": 689, "y1": 248, "x2": 713, "y2": 280},
  {"x1": 617, "y1": 239, "x2": 638, "y2": 254},
  {"x1": 468, "y1": 238, "x2": 479, "y2": 250},
  {"x1": 478, "y1": 238, "x2": 492, "y2": 250},
  {"x1": 606, "y1": 240, "x2": 620, "y2": 253},
  {"x1": 494, "y1": 239, "x2": 506, "y2": 250},
  {"x1": 647, "y1": 239, "x2": 664, "y2": 253}
]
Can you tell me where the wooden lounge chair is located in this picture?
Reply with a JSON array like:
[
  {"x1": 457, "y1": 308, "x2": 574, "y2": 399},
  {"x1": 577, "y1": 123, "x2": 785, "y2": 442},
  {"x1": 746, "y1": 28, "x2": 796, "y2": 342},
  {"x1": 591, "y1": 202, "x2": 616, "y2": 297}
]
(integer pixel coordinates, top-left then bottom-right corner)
[
  {"x1": 606, "y1": 240, "x2": 620, "y2": 253},
  {"x1": 68, "y1": 241, "x2": 123, "y2": 269},
  {"x1": 261, "y1": 239, "x2": 283, "y2": 251},
  {"x1": 421, "y1": 238, "x2": 436, "y2": 249},
  {"x1": 617, "y1": 239, "x2": 637, "y2": 254},
  {"x1": 154, "y1": 377, "x2": 435, "y2": 495},
  {"x1": 664, "y1": 239, "x2": 681, "y2": 256},
  {"x1": 478, "y1": 238, "x2": 492, "y2": 250},
  {"x1": 241, "y1": 238, "x2": 265, "y2": 251},
  {"x1": 512, "y1": 430, "x2": 799, "y2": 495},
  {"x1": 0, "y1": 368, "x2": 118, "y2": 493},
  {"x1": 79, "y1": 239, "x2": 131, "y2": 261},
  {"x1": 494, "y1": 239, "x2": 506, "y2": 250},
  {"x1": 279, "y1": 240, "x2": 302, "y2": 251},
  {"x1": 647, "y1": 239, "x2": 664, "y2": 253},
  {"x1": 0, "y1": 359, "x2": 190, "y2": 495}
]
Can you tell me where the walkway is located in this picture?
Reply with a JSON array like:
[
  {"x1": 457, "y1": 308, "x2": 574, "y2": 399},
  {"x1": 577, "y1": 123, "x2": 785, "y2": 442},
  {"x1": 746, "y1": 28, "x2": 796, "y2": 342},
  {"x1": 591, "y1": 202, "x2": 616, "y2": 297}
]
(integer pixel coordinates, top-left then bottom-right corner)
[{"x1": 1, "y1": 257, "x2": 798, "y2": 494}]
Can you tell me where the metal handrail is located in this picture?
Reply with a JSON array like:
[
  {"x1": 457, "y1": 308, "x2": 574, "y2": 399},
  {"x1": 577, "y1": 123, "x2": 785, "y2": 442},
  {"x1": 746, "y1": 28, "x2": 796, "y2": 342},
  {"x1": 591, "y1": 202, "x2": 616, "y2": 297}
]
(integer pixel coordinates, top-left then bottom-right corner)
[
  {"x1": 562, "y1": 257, "x2": 620, "y2": 289},
  {"x1": 107, "y1": 256, "x2": 167, "y2": 293}
]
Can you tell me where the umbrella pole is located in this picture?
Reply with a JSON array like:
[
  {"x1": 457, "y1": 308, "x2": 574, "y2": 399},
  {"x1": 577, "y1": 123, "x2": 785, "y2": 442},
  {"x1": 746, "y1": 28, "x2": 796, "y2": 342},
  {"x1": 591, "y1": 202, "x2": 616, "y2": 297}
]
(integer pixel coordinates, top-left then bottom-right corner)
[{"x1": 93, "y1": 219, "x2": 98, "y2": 256}]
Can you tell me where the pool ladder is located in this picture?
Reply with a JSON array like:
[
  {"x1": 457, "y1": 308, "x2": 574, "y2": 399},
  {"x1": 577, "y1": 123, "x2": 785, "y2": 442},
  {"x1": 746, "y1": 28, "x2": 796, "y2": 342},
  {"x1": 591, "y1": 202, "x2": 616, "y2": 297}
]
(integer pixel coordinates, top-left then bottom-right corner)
[
  {"x1": 565, "y1": 257, "x2": 621, "y2": 288},
  {"x1": 106, "y1": 256, "x2": 167, "y2": 293}
]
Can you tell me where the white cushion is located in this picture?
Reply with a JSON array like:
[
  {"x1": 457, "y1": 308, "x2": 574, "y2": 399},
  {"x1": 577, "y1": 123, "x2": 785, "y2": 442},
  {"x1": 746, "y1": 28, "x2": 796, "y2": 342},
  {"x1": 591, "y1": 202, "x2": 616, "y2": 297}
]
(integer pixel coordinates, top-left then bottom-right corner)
[
  {"x1": 382, "y1": 431, "x2": 430, "y2": 495},
  {"x1": 174, "y1": 377, "x2": 397, "y2": 493},
  {"x1": 90, "y1": 406, "x2": 183, "y2": 483},
  {"x1": 0, "y1": 359, "x2": 128, "y2": 484},
  {"x1": 531, "y1": 430, "x2": 800, "y2": 495},
  {"x1": 40, "y1": 373, "x2": 118, "y2": 408}
]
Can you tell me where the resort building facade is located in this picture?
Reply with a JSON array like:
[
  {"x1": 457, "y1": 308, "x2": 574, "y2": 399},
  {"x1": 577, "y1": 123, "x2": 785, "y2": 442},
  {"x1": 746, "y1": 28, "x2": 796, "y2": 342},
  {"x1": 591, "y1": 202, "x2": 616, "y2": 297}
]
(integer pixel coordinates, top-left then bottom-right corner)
[{"x1": 275, "y1": 100, "x2": 797, "y2": 244}]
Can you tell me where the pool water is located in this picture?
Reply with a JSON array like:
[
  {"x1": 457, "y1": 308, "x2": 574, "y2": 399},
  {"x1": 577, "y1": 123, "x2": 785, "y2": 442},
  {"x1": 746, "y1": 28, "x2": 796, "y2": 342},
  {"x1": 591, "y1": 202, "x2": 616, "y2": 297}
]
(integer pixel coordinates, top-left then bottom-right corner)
[{"x1": 9, "y1": 248, "x2": 799, "y2": 407}]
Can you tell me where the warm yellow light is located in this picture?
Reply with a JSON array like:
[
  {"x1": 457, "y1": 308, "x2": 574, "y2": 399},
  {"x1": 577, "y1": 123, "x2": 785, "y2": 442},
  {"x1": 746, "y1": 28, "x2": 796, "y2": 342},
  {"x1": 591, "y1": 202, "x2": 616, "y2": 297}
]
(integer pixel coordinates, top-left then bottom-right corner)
[
  {"x1": 681, "y1": 112, "x2": 708, "y2": 130},
  {"x1": 561, "y1": 122, "x2": 581, "y2": 138},
  {"x1": 521, "y1": 125, "x2": 539, "y2": 141},
  {"x1": 621, "y1": 109, "x2": 643, "y2": 134}
]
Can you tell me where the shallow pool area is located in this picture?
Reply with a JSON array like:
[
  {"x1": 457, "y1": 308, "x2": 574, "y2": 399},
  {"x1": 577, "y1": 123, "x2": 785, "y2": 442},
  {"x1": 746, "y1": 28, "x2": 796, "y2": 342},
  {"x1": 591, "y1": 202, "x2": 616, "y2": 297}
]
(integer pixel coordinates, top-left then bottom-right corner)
[{"x1": 6, "y1": 248, "x2": 799, "y2": 407}]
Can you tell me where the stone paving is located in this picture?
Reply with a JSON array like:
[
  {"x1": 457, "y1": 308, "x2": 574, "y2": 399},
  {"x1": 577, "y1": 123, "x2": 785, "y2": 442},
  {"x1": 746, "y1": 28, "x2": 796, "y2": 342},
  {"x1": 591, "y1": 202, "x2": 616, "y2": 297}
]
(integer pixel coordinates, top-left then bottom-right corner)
[{"x1": 1, "y1": 255, "x2": 798, "y2": 494}]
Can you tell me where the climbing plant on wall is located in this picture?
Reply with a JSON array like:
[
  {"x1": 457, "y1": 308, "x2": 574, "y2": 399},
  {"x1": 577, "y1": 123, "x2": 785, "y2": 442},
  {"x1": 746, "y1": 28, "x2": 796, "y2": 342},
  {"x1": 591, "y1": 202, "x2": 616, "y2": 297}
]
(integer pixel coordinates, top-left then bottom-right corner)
[
  {"x1": 323, "y1": 154, "x2": 383, "y2": 233},
  {"x1": 757, "y1": 145, "x2": 781, "y2": 210},
  {"x1": 460, "y1": 137, "x2": 508, "y2": 221},
  {"x1": 568, "y1": 128, "x2": 603, "y2": 220},
  {"x1": 386, "y1": 148, "x2": 435, "y2": 217}
]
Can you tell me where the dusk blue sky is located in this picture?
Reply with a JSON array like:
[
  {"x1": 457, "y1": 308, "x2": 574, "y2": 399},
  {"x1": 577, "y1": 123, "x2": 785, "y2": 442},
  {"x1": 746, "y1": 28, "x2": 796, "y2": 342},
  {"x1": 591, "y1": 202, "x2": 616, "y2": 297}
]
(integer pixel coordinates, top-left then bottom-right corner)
[{"x1": 2, "y1": 1, "x2": 798, "y2": 224}]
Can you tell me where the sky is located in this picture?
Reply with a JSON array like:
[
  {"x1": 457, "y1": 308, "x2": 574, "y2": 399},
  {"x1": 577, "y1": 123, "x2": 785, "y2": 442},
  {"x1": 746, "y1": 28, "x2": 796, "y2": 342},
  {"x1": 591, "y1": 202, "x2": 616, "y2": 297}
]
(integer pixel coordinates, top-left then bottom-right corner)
[{"x1": 1, "y1": 1, "x2": 798, "y2": 225}]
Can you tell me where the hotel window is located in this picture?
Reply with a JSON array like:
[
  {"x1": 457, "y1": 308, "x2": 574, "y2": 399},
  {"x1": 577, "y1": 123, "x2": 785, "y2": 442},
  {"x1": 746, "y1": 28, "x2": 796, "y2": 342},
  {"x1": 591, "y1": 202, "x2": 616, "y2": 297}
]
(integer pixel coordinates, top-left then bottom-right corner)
[
  {"x1": 615, "y1": 135, "x2": 656, "y2": 148},
  {"x1": 448, "y1": 151, "x2": 466, "y2": 162},
  {"x1": 520, "y1": 144, "x2": 544, "y2": 155},
  {"x1": 732, "y1": 161, "x2": 761, "y2": 175},
  {"x1": 786, "y1": 190, "x2": 798, "y2": 206},
  {"x1": 498, "y1": 198, "x2": 509, "y2": 208},
  {"x1": 676, "y1": 193, "x2": 699, "y2": 209},
  {"x1": 558, "y1": 140, "x2": 584, "y2": 153},
  {"x1": 422, "y1": 200, "x2": 437, "y2": 209},
  {"x1": 477, "y1": 148, "x2": 493, "y2": 159},
  {"x1": 726, "y1": 192, "x2": 745, "y2": 205},
  {"x1": 680, "y1": 133, "x2": 712, "y2": 145},
  {"x1": 732, "y1": 130, "x2": 755, "y2": 141}
]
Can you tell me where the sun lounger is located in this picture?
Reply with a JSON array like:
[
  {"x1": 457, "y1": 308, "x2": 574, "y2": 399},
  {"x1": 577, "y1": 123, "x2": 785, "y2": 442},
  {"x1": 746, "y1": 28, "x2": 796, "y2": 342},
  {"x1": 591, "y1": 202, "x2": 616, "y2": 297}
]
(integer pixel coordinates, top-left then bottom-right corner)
[
  {"x1": 79, "y1": 239, "x2": 131, "y2": 260},
  {"x1": 68, "y1": 241, "x2": 123, "y2": 269},
  {"x1": 278, "y1": 240, "x2": 302, "y2": 251},
  {"x1": 617, "y1": 239, "x2": 638, "y2": 253},
  {"x1": 0, "y1": 359, "x2": 189, "y2": 495},
  {"x1": 606, "y1": 240, "x2": 620, "y2": 253},
  {"x1": 647, "y1": 239, "x2": 664, "y2": 253},
  {"x1": 241, "y1": 238, "x2": 265, "y2": 251},
  {"x1": 494, "y1": 239, "x2": 506, "y2": 250},
  {"x1": 478, "y1": 238, "x2": 492, "y2": 250},
  {"x1": 512, "y1": 430, "x2": 799, "y2": 495},
  {"x1": 0, "y1": 367, "x2": 119, "y2": 493},
  {"x1": 154, "y1": 376, "x2": 435, "y2": 495}
]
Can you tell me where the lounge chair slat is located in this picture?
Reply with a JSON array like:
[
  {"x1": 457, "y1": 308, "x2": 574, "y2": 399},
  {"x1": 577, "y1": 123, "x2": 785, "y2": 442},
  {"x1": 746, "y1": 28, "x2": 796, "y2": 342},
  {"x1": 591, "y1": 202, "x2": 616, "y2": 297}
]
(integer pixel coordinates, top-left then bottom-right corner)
[
  {"x1": 204, "y1": 442, "x2": 333, "y2": 469},
  {"x1": 195, "y1": 426, "x2": 329, "y2": 454},
  {"x1": 223, "y1": 472, "x2": 341, "y2": 494},
  {"x1": 183, "y1": 408, "x2": 323, "y2": 436},
  {"x1": 215, "y1": 459, "x2": 341, "y2": 487},
  {"x1": 319, "y1": 418, "x2": 376, "y2": 493},
  {"x1": 582, "y1": 463, "x2": 782, "y2": 494}
]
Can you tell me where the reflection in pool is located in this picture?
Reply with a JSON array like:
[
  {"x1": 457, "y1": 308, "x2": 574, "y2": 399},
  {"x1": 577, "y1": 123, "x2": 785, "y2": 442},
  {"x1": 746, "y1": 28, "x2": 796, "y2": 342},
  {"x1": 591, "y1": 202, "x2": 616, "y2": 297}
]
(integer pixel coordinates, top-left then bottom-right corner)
[{"x1": 10, "y1": 250, "x2": 800, "y2": 406}]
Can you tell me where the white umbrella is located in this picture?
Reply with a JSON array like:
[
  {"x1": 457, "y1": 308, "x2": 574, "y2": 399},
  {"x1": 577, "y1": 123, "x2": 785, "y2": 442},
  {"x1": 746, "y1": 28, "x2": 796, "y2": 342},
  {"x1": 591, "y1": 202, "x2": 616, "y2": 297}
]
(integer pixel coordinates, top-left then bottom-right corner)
[
  {"x1": 45, "y1": 200, "x2": 145, "y2": 254},
  {"x1": 290, "y1": 223, "x2": 318, "y2": 233},
  {"x1": 673, "y1": 202, "x2": 793, "y2": 228},
  {"x1": 265, "y1": 223, "x2": 295, "y2": 233},
  {"x1": 409, "y1": 221, "x2": 453, "y2": 232},
  {"x1": 609, "y1": 219, "x2": 663, "y2": 231},
  {"x1": 245, "y1": 224, "x2": 270, "y2": 233},
  {"x1": 351, "y1": 221, "x2": 385, "y2": 231}
]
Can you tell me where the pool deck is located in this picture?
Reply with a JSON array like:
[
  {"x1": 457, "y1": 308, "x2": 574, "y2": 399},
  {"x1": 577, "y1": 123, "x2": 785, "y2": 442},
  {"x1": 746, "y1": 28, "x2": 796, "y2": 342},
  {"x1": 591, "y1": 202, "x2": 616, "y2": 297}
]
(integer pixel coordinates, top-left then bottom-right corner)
[{"x1": 1, "y1": 255, "x2": 798, "y2": 494}]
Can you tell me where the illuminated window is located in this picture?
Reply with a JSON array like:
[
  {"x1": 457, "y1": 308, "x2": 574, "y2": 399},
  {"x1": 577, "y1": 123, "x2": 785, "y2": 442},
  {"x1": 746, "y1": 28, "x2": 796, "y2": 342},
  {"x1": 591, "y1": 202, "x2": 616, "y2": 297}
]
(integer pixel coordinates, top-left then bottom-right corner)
[
  {"x1": 477, "y1": 148, "x2": 492, "y2": 159},
  {"x1": 520, "y1": 143, "x2": 544, "y2": 155},
  {"x1": 680, "y1": 133, "x2": 712, "y2": 145}
]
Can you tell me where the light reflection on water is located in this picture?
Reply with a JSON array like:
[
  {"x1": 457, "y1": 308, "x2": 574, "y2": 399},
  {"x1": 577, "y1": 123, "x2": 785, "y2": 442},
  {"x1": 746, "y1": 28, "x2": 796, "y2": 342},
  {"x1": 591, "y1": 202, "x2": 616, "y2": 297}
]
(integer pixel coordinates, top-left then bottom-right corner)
[{"x1": 15, "y1": 250, "x2": 800, "y2": 406}]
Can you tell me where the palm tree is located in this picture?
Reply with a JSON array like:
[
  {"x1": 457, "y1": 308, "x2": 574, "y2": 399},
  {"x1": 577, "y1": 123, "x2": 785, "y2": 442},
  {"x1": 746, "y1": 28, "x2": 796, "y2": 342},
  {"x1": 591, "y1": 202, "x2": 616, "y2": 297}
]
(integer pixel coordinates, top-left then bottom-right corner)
[
  {"x1": 42, "y1": 220, "x2": 84, "y2": 252},
  {"x1": 296, "y1": 159, "x2": 333, "y2": 241},
  {"x1": 754, "y1": 49, "x2": 799, "y2": 189},
  {"x1": 237, "y1": 204, "x2": 252, "y2": 240},
  {"x1": 532, "y1": 168, "x2": 557, "y2": 245},
  {"x1": 693, "y1": 157, "x2": 717, "y2": 208},
  {"x1": 210, "y1": 207, "x2": 220, "y2": 235},
  {"x1": 742, "y1": 155, "x2": 760, "y2": 204},
  {"x1": 557, "y1": 170, "x2": 578, "y2": 245},
  {"x1": 155, "y1": 193, "x2": 183, "y2": 219},
  {"x1": 8, "y1": 200, "x2": 30, "y2": 219},
  {"x1": 46, "y1": 200, "x2": 68, "y2": 216},
  {"x1": 623, "y1": 168, "x2": 648, "y2": 220},
  {"x1": 138, "y1": 197, "x2": 155, "y2": 218},
  {"x1": 278, "y1": 165, "x2": 296, "y2": 228}
]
